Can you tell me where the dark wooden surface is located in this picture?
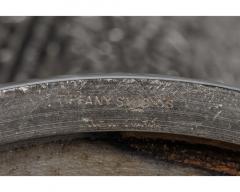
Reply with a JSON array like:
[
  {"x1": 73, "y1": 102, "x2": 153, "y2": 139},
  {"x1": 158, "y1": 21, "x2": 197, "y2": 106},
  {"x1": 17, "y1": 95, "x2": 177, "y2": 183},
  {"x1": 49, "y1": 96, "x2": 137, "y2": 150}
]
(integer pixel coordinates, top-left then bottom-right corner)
[
  {"x1": 0, "y1": 131, "x2": 240, "y2": 175},
  {"x1": 0, "y1": 137, "x2": 215, "y2": 176}
]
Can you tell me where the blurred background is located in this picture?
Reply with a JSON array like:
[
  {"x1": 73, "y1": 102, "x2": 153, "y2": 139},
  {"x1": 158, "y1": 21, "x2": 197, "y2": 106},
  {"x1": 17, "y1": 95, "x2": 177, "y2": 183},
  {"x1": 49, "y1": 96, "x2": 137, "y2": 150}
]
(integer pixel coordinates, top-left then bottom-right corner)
[{"x1": 0, "y1": 16, "x2": 239, "y2": 87}]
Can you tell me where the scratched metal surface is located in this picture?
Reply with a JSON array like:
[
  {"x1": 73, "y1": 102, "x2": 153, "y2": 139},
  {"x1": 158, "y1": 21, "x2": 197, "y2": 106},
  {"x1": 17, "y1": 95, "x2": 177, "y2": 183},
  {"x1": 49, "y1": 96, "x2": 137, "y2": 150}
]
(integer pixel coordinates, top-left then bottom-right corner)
[
  {"x1": 0, "y1": 17, "x2": 240, "y2": 175},
  {"x1": 0, "y1": 75, "x2": 239, "y2": 146}
]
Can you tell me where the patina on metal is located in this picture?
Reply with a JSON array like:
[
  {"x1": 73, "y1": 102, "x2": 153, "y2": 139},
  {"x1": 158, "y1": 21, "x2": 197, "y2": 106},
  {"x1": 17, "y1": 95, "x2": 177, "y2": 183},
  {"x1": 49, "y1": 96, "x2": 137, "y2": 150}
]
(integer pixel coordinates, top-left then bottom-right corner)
[
  {"x1": 0, "y1": 74, "x2": 240, "y2": 175},
  {"x1": 0, "y1": 74, "x2": 239, "y2": 146}
]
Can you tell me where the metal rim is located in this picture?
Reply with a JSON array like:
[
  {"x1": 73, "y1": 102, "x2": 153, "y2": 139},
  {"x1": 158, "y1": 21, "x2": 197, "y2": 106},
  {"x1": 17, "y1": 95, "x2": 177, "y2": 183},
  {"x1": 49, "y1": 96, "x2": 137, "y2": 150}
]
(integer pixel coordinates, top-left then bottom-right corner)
[{"x1": 0, "y1": 74, "x2": 239, "y2": 148}]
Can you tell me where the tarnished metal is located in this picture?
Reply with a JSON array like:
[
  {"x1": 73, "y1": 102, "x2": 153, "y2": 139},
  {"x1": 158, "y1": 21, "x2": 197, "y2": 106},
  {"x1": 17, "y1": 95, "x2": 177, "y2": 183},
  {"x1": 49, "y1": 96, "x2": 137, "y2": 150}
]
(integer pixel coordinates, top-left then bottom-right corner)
[
  {"x1": 0, "y1": 74, "x2": 239, "y2": 146},
  {"x1": 0, "y1": 75, "x2": 240, "y2": 144},
  {"x1": 0, "y1": 74, "x2": 240, "y2": 175}
]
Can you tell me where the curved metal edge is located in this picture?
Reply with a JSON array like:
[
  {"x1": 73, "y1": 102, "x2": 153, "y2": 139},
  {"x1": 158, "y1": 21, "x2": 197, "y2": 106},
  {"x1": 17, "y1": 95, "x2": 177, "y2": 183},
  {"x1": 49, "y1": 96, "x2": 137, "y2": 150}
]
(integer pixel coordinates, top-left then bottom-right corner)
[
  {"x1": 0, "y1": 73, "x2": 240, "y2": 93},
  {"x1": 0, "y1": 74, "x2": 239, "y2": 148}
]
